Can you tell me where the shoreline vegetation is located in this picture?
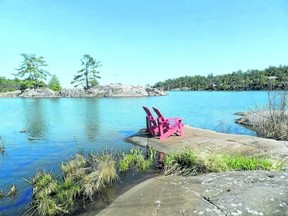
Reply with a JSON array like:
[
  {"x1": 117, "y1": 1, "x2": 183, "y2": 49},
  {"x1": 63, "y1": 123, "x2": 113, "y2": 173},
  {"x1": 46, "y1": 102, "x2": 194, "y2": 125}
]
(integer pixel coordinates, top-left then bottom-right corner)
[
  {"x1": 153, "y1": 65, "x2": 288, "y2": 91},
  {"x1": 24, "y1": 147, "x2": 283, "y2": 216},
  {"x1": 1, "y1": 64, "x2": 288, "y2": 98},
  {"x1": 235, "y1": 91, "x2": 288, "y2": 141}
]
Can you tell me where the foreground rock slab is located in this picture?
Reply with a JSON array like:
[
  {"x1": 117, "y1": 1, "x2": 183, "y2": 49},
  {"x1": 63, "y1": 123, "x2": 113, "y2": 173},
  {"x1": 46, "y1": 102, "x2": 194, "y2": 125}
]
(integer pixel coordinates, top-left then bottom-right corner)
[
  {"x1": 98, "y1": 171, "x2": 288, "y2": 216},
  {"x1": 127, "y1": 126, "x2": 288, "y2": 163}
]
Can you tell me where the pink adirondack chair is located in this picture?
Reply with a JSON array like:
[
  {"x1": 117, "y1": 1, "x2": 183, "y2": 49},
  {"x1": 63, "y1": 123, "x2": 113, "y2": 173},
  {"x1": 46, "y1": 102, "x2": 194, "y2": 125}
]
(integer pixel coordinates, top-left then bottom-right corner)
[
  {"x1": 152, "y1": 107, "x2": 184, "y2": 139},
  {"x1": 142, "y1": 106, "x2": 159, "y2": 136}
]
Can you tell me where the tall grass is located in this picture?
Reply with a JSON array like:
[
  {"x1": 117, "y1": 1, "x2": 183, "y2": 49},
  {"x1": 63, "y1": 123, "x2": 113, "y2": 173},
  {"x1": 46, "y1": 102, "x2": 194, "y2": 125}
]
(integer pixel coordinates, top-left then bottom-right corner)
[
  {"x1": 204, "y1": 154, "x2": 275, "y2": 172},
  {"x1": 27, "y1": 171, "x2": 66, "y2": 216},
  {"x1": 163, "y1": 149, "x2": 281, "y2": 175},
  {"x1": 119, "y1": 147, "x2": 155, "y2": 172},
  {"x1": 27, "y1": 147, "x2": 155, "y2": 215},
  {"x1": 27, "y1": 151, "x2": 118, "y2": 216}
]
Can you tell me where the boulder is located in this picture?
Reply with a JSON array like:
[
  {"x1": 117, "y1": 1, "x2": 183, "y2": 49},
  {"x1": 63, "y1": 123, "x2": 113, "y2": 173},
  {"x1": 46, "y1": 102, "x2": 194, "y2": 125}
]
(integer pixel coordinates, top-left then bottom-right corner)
[
  {"x1": 145, "y1": 86, "x2": 166, "y2": 96},
  {"x1": 59, "y1": 88, "x2": 89, "y2": 97},
  {"x1": 0, "y1": 90, "x2": 21, "y2": 98},
  {"x1": 19, "y1": 88, "x2": 58, "y2": 98},
  {"x1": 88, "y1": 83, "x2": 150, "y2": 97}
]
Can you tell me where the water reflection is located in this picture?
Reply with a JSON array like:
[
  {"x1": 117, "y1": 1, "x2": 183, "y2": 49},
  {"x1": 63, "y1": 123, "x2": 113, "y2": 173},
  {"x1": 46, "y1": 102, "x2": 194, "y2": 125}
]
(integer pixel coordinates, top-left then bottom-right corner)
[
  {"x1": 85, "y1": 99, "x2": 100, "y2": 141},
  {"x1": 22, "y1": 99, "x2": 48, "y2": 140}
]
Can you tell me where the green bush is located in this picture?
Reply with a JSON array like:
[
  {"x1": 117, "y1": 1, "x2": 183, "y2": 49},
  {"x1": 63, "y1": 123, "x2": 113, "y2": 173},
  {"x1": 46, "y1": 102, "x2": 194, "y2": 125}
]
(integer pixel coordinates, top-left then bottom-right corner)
[{"x1": 48, "y1": 75, "x2": 62, "y2": 91}]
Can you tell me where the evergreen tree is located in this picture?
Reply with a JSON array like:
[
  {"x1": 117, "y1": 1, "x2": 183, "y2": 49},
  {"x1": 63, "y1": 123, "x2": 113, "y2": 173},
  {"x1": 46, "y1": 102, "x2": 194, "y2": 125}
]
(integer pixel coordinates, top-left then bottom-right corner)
[
  {"x1": 14, "y1": 53, "x2": 50, "y2": 89},
  {"x1": 71, "y1": 54, "x2": 101, "y2": 90},
  {"x1": 48, "y1": 74, "x2": 62, "y2": 91},
  {"x1": 153, "y1": 65, "x2": 288, "y2": 91}
]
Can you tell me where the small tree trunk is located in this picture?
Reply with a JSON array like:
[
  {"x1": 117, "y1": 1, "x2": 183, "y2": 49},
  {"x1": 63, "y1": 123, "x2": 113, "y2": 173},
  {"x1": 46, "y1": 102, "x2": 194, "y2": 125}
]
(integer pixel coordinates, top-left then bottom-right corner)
[{"x1": 85, "y1": 68, "x2": 89, "y2": 90}]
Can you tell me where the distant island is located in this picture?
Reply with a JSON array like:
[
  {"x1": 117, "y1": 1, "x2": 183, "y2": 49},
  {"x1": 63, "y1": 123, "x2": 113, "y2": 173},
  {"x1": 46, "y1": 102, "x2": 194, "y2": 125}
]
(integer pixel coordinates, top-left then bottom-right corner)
[
  {"x1": 153, "y1": 65, "x2": 288, "y2": 91},
  {"x1": 0, "y1": 54, "x2": 166, "y2": 98},
  {"x1": 0, "y1": 83, "x2": 166, "y2": 98}
]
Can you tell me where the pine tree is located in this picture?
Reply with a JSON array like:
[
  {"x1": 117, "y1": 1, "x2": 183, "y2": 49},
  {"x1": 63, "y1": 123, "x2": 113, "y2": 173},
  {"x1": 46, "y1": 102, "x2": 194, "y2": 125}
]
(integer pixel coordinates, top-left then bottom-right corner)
[
  {"x1": 14, "y1": 53, "x2": 50, "y2": 89},
  {"x1": 48, "y1": 74, "x2": 62, "y2": 91},
  {"x1": 71, "y1": 54, "x2": 101, "y2": 90}
]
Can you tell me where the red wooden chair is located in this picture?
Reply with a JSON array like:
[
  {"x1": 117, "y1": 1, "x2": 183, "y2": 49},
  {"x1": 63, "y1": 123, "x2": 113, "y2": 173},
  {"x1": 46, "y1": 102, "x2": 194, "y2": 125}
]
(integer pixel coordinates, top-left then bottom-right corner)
[
  {"x1": 142, "y1": 106, "x2": 159, "y2": 136},
  {"x1": 152, "y1": 107, "x2": 184, "y2": 139}
]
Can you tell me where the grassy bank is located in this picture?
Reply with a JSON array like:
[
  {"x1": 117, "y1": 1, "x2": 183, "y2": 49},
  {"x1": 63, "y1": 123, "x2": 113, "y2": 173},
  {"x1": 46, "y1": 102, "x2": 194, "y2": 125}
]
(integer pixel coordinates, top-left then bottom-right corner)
[
  {"x1": 163, "y1": 149, "x2": 282, "y2": 176},
  {"x1": 25, "y1": 148, "x2": 156, "y2": 215},
  {"x1": 25, "y1": 147, "x2": 283, "y2": 215}
]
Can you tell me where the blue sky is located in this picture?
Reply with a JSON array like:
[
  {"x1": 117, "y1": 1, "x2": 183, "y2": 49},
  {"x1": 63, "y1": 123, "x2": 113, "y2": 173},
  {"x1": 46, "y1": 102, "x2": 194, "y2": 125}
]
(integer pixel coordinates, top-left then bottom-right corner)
[{"x1": 0, "y1": 0, "x2": 288, "y2": 88}]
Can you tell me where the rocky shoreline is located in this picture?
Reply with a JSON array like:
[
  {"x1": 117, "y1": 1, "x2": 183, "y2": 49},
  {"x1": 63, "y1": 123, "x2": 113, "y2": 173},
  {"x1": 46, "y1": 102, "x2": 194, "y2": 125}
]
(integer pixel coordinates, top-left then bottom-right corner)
[
  {"x1": 0, "y1": 83, "x2": 166, "y2": 98},
  {"x1": 235, "y1": 111, "x2": 288, "y2": 126},
  {"x1": 98, "y1": 126, "x2": 288, "y2": 216}
]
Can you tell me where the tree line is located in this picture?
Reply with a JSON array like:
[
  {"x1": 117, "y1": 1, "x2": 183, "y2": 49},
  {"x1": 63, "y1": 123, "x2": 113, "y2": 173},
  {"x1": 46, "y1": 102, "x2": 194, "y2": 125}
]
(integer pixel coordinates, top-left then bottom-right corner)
[
  {"x1": 0, "y1": 53, "x2": 101, "y2": 92},
  {"x1": 153, "y1": 66, "x2": 288, "y2": 91}
]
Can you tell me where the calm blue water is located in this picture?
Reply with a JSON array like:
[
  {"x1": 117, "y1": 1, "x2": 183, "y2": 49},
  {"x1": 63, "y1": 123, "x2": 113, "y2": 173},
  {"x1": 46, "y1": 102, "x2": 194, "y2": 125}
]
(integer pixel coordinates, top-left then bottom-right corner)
[{"x1": 0, "y1": 91, "x2": 269, "y2": 214}]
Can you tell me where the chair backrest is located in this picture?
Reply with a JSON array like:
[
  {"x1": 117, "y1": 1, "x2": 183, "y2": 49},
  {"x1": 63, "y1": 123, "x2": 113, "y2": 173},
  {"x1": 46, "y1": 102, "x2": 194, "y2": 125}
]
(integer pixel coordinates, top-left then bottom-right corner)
[
  {"x1": 143, "y1": 106, "x2": 158, "y2": 127},
  {"x1": 143, "y1": 106, "x2": 159, "y2": 135},
  {"x1": 143, "y1": 106, "x2": 154, "y2": 118},
  {"x1": 152, "y1": 107, "x2": 165, "y2": 119}
]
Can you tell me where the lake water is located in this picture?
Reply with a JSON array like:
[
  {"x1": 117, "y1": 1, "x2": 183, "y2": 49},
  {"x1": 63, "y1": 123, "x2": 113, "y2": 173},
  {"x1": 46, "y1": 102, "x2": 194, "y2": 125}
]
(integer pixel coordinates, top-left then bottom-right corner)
[{"x1": 0, "y1": 91, "x2": 270, "y2": 214}]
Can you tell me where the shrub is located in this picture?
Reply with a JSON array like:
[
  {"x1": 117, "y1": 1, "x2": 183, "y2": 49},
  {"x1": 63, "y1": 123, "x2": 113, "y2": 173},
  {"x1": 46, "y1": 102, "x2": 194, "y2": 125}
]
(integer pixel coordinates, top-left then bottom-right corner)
[
  {"x1": 48, "y1": 75, "x2": 62, "y2": 91},
  {"x1": 251, "y1": 91, "x2": 288, "y2": 140}
]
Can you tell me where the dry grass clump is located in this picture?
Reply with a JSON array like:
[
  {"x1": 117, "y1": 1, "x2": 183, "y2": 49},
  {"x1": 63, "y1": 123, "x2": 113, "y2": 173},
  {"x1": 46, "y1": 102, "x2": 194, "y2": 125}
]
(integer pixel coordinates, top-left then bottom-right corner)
[
  {"x1": 27, "y1": 147, "x2": 155, "y2": 215},
  {"x1": 60, "y1": 153, "x2": 88, "y2": 178},
  {"x1": 81, "y1": 153, "x2": 117, "y2": 200},
  {"x1": 27, "y1": 152, "x2": 118, "y2": 215},
  {"x1": 0, "y1": 184, "x2": 18, "y2": 199}
]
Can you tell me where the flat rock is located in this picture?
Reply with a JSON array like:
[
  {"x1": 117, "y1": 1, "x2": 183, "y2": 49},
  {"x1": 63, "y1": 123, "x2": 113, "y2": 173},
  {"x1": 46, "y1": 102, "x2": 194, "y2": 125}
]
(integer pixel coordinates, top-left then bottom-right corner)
[
  {"x1": 19, "y1": 88, "x2": 58, "y2": 97},
  {"x1": 127, "y1": 126, "x2": 288, "y2": 163},
  {"x1": 98, "y1": 170, "x2": 288, "y2": 216}
]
